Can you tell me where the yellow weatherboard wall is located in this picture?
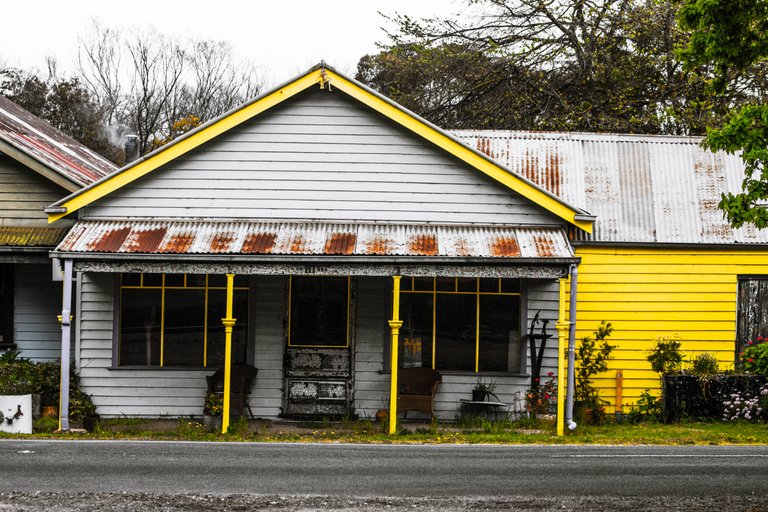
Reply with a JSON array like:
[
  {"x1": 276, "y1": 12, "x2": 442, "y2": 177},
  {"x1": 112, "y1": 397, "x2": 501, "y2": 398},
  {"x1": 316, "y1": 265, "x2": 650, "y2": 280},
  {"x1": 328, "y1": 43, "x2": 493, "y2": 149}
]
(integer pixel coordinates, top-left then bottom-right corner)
[{"x1": 570, "y1": 246, "x2": 768, "y2": 411}]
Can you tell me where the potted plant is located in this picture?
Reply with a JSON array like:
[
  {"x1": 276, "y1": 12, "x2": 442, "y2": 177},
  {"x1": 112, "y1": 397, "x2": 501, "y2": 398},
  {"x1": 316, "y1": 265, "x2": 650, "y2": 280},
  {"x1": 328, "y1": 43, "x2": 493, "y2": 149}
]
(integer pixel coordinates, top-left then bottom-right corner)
[
  {"x1": 203, "y1": 392, "x2": 223, "y2": 432},
  {"x1": 472, "y1": 377, "x2": 498, "y2": 402},
  {"x1": 575, "y1": 321, "x2": 615, "y2": 424},
  {"x1": 69, "y1": 389, "x2": 99, "y2": 432}
]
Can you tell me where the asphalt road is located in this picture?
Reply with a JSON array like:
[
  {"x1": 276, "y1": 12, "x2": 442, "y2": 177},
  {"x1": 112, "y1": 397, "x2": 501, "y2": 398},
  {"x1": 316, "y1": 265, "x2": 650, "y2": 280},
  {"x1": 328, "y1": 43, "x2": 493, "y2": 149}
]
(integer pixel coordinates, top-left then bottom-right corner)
[{"x1": 1, "y1": 440, "x2": 767, "y2": 499}]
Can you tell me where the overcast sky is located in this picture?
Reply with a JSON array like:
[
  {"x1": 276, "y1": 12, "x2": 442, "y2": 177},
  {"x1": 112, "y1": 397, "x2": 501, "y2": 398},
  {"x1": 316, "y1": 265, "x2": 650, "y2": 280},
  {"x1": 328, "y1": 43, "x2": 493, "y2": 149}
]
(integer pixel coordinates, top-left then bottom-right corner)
[{"x1": 0, "y1": 0, "x2": 464, "y2": 86}]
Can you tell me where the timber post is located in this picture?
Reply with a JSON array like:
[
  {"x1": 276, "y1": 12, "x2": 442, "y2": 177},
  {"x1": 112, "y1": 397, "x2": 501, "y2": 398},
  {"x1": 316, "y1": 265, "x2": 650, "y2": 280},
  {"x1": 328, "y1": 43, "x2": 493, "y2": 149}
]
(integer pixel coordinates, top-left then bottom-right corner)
[
  {"x1": 388, "y1": 275, "x2": 402, "y2": 435},
  {"x1": 221, "y1": 273, "x2": 236, "y2": 434}
]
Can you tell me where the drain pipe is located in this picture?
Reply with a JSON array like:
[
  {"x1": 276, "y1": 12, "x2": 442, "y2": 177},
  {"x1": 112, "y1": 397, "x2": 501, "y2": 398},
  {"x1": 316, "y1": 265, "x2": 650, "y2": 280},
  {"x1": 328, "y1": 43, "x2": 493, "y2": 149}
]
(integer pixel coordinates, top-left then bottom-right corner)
[{"x1": 565, "y1": 264, "x2": 579, "y2": 431}]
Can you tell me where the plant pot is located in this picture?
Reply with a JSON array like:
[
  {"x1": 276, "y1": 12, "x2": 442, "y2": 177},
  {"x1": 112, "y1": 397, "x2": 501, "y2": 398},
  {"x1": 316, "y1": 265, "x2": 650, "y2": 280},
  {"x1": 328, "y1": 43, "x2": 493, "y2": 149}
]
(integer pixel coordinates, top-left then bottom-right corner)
[
  {"x1": 203, "y1": 413, "x2": 222, "y2": 432},
  {"x1": 83, "y1": 414, "x2": 100, "y2": 433},
  {"x1": 472, "y1": 390, "x2": 487, "y2": 402}
]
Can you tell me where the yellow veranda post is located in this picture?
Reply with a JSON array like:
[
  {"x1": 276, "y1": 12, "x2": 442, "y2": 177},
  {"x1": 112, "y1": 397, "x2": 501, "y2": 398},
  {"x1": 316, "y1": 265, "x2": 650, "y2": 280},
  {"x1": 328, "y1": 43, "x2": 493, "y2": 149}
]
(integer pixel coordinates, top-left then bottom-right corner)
[
  {"x1": 221, "y1": 273, "x2": 236, "y2": 434},
  {"x1": 388, "y1": 276, "x2": 403, "y2": 435},
  {"x1": 555, "y1": 276, "x2": 569, "y2": 436}
]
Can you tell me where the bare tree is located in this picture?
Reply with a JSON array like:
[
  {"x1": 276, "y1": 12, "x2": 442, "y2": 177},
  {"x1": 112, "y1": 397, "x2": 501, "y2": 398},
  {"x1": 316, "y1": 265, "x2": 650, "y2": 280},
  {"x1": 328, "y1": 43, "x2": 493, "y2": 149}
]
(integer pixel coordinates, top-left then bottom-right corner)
[{"x1": 77, "y1": 22, "x2": 262, "y2": 156}]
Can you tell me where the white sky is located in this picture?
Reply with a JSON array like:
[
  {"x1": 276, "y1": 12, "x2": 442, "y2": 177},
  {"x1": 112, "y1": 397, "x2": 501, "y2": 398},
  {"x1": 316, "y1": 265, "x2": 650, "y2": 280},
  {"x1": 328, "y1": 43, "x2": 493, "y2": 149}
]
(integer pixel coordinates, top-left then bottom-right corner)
[{"x1": 0, "y1": 0, "x2": 464, "y2": 86}]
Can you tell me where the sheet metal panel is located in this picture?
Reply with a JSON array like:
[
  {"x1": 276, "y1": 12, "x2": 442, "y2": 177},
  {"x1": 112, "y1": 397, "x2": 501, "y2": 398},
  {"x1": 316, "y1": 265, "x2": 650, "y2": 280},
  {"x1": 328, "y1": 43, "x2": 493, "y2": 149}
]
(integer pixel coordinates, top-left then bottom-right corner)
[
  {"x1": 56, "y1": 220, "x2": 574, "y2": 259},
  {"x1": 453, "y1": 130, "x2": 768, "y2": 244},
  {"x1": 0, "y1": 227, "x2": 69, "y2": 247},
  {"x1": 0, "y1": 96, "x2": 116, "y2": 186}
]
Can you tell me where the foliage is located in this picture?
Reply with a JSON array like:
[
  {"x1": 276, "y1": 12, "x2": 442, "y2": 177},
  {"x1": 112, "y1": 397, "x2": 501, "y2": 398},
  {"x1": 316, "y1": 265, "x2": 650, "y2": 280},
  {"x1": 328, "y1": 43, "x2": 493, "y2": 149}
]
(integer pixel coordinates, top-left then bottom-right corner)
[
  {"x1": 204, "y1": 392, "x2": 224, "y2": 417},
  {"x1": 690, "y1": 353, "x2": 720, "y2": 378},
  {"x1": 525, "y1": 372, "x2": 556, "y2": 418},
  {"x1": 33, "y1": 416, "x2": 59, "y2": 434},
  {"x1": 0, "y1": 354, "x2": 79, "y2": 402},
  {"x1": 722, "y1": 383, "x2": 768, "y2": 422},
  {"x1": 628, "y1": 389, "x2": 664, "y2": 423},
  {"x1": 357, "y1": 0, "x2": 747, "y2": 135},
  {"x1": 739, "y1": 337, "x2": 768, "y2": 376},
  {"x1": 575, "y1": 321, "x2": 615, "y2": 408},
  {"x1": 647, "y1": 334, "x2": 685, "y2": 375},
  {"x1": 69, "y1": 389, "x2": 97, "y2": 421},
  {"x1": 0, "y1": 356, "x2": 37, "y2": 395},
  {"x1": 677, "y1": 0, "x2": 768, "y2": 228}
]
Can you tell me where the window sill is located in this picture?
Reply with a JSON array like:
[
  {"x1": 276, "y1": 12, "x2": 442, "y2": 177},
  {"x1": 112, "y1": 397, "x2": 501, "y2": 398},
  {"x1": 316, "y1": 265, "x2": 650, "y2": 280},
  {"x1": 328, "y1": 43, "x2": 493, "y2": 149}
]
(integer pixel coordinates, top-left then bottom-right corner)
[
  {"x1": 378, "y1": 370, "x2": 530, "y2": 378},
  {"x1": 109, "y1": 366, "x2": 216, "y2": 371}
]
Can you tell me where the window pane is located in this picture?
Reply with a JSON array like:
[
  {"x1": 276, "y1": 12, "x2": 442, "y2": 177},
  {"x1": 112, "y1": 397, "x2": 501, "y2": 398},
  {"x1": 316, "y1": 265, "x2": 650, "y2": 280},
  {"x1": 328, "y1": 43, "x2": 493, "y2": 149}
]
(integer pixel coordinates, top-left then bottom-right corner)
[
  {"x1": 119, "y1": 288, "x2": 162, "y2": 366},
  {"x1": 290, "y1": 277, "x2": 348, "y2": 346},
  {"x1": 457, "y1": 278, "x2": 477, "y2": 292},
  {"x1": 208, "y1": 274, "x2": 226, "y2": 287},
  {"x1": 399, "y1": 293, "x2": 433, "y2": 368},
  {"x1": 435, "y1": 294, "x2": 476, "y2": 371},
  {"x1": 436, "y1": 277, "x2": 454, "y2": 291},
  {"x1": 163, "y1": 289, "x2": 206, "y2": 366},
  {"x1": 413, "y1": 277, "x2": 433, "y2": 291},
  {"x1": 0, "y1": 265, "x2": 12, "y2": 344},
  {"x1": 479, "y1": 278, "x2": 499, "y2": 293},
  {"x1": 207, "y1": 289, "x2": 249, "y2": 366},
  {"x1": 500, "y1": 278, "x2": 521, "y2": 293},
  {"x1": 143, "y1": 274, "x2": 162, "y2": 287},
  {"x1": 121, "y1": 273, "x2": 141, "y2": 286},
  {"x1": 479, "y1": 295, "x2": 520, "y2": 373},
  {"x1": 164, "y1": 274, "x2": 184, "y2": 287}
]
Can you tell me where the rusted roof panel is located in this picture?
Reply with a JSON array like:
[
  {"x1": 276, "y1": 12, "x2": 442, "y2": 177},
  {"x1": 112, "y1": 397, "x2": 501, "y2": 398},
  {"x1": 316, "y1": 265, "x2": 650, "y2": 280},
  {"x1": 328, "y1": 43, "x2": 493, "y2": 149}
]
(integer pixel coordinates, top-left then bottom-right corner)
[
  {"x1": 55, "y1": 221, "x2": 574, "y2": 259},
  {"x1": 0, "y1": 96, "x2": 117, "y2": 186},
  {"x1": 453, "y1": 130, "x2": 768, "y2": 244},
  {"x1": 0, "y1": 226, "x2": 69, "y2": 247}
]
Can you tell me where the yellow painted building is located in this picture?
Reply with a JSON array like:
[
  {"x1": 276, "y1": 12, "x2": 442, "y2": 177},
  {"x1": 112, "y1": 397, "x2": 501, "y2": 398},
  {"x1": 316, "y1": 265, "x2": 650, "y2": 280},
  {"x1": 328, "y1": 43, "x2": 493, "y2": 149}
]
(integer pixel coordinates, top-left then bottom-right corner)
[{"x1": 454, "y1": 130, "x2": 768, "y2": 411}]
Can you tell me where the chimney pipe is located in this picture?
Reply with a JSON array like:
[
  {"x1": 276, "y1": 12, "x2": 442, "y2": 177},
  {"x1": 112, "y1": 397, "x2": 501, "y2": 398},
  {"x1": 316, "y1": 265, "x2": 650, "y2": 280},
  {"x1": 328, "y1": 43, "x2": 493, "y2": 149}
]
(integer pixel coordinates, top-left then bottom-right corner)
[{"x1": 124, "y1": 134, "x2": 139, "y2": 164}]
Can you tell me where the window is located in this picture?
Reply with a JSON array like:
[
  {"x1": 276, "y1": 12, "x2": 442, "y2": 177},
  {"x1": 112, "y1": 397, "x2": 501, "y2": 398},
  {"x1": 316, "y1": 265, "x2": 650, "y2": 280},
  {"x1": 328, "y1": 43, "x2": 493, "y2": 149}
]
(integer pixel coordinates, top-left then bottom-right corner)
[
  {"x1": 737, "y1": 276, "x2": 768, "y2": 354},
  {"x1": 118, "y1": 273, "x2": 248, "y2": 367},
  {"x1": 288, "y1": 276, "x2": 350, "y2": 347},
  {"x1": 0, "y1": 265, "x2": 13, "y2": 349},
  {"x1": 399, "y1": 277, "x2": 522, "y2": 373}
]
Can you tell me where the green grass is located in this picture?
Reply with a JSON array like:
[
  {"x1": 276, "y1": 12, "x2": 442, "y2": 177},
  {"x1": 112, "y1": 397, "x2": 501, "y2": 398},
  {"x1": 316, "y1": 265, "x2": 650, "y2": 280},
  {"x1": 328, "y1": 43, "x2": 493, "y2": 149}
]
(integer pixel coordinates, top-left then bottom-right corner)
[{"x1": 4, "y1": 416, "x2": 767, "y2": 445}]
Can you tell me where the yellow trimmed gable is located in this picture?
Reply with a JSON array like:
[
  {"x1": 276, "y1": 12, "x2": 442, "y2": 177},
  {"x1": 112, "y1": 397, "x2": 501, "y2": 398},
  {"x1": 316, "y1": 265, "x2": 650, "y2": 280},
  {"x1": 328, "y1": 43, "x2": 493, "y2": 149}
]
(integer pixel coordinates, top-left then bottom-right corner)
[{"x1": 47, "y1": 65, "x2": 593, "y2": 233}]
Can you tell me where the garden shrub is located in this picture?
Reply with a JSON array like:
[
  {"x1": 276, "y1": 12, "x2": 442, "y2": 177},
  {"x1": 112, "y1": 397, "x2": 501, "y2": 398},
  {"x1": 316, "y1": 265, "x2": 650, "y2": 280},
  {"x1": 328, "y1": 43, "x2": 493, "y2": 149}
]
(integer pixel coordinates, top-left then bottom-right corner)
[{"x1": 739, "y1": 337, "x2": 768, "y2": 376}]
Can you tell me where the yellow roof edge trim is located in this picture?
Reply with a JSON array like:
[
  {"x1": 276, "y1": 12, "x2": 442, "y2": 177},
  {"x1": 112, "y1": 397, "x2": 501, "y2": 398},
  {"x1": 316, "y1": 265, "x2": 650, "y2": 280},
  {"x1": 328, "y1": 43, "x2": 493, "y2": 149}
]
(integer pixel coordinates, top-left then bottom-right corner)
[
  {"x1": 325, "y1": 70, "x2": 593, "y2": 234},
  {"x1": 47, "y1": 72, "x2": 323, "y2": 223}
]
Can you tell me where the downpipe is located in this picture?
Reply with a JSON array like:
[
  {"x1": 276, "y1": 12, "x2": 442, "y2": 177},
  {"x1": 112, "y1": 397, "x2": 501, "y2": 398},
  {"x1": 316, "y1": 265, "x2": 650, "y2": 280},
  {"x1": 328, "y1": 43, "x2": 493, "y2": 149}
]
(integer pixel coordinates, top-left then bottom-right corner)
[{"x1": 565, "y1": 264, "x2": 578, "y2": 431}]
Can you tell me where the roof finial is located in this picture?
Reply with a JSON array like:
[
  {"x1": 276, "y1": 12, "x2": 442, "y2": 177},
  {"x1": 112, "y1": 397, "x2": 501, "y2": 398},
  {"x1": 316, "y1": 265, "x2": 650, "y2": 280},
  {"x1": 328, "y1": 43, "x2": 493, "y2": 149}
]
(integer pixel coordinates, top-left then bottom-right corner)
[{"x1": 318, "y1": 60, "x2": 332, "y2": 91}]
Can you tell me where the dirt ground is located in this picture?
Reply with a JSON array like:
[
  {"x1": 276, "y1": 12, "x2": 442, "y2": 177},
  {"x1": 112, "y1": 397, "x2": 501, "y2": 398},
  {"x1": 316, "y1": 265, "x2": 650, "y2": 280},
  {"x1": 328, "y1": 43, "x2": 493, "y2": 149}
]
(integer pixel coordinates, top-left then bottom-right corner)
[{"x1": 2, "y1": 492, "x2": 767, "y2": 511}]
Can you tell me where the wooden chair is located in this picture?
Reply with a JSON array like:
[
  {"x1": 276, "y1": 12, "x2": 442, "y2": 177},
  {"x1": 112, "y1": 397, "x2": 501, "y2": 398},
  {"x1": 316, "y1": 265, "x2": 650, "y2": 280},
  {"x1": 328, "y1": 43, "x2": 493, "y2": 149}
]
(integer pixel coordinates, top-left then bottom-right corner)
[
  {"x1": 205, "y1": 364, "x2": 258, "y2": 419},
  {"x1": 397, "y1": 367, "x2": 442, "y2": 421}
]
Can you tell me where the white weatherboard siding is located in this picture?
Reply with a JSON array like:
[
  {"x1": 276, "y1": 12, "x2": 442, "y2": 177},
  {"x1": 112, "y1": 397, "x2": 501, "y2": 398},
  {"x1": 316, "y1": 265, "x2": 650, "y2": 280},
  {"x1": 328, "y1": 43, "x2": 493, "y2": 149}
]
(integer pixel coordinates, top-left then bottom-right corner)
[
  {"x1": 83, "y1": 89, "x2": 560, "y2": 226},
  {"x1": 0, "y1": 156, "x2": 70, "y2": 227},
  {"x1": 13, "y1": 263, "x2": 69, "y2": 361}
]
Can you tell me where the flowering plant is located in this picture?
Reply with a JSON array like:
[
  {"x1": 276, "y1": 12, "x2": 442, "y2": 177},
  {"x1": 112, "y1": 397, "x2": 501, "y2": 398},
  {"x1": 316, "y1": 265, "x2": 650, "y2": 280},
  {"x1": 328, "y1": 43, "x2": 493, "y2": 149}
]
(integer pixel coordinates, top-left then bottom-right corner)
[
  {"x1": 739, "y1": 336, "x2": 768, "y2": 377},
  {"x1": 204, "y1": 392, "x2": 223, "y2": 417},
  {"x1": 525, "y1": 372, "x2": 557, "y2": 418},
  {"x1": 722, "y1": 383, "x2": 768, "y2": 422}
]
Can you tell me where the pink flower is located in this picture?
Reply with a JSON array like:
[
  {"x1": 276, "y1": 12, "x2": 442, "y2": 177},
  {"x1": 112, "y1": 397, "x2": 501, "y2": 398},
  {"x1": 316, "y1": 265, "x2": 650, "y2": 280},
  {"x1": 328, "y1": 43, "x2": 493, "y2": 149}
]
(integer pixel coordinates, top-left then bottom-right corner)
[
  {"x1": 748, "y1": 358, "x2": 754, "y2": 363},
  {"x1": 758, "y1": 336, "x2": 763, "y2": 342},
  {"x1": 747, "y1": 341, "x2": 753, "y2": 346},
  {"x1": 547, "y1": 372, "x2": 554, "y2": 377}
]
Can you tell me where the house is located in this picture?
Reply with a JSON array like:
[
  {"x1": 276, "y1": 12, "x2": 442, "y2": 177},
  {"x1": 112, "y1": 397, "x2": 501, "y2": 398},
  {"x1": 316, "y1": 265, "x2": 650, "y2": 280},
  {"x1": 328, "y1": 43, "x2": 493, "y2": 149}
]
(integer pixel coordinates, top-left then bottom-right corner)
[
  {"x1": 453, "y1": 130, "x2": 768, "y2": 411},
  {"x1": 0, "y1": 96, "x2": 116, "y2": 360},
  {"x1": 45, "y1": 64, "x2": 593, "y2": 429}
]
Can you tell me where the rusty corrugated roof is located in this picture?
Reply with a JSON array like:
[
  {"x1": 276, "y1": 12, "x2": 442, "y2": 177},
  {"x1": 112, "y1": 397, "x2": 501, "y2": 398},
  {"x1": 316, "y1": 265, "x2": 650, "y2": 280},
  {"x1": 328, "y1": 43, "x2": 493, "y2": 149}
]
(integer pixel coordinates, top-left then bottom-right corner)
[
  {"x1": 55, "y1": 221, "x2": 574, "y2": 259},
  {"x1": 453, "y1": 130, "x2": 768, "y2": 244},
  {"x1": 0, "y1": 96, "x2": 117, "y2": 187},
  {"x1": 0, "y1": 226, "x2": 70, "y2": 247}
]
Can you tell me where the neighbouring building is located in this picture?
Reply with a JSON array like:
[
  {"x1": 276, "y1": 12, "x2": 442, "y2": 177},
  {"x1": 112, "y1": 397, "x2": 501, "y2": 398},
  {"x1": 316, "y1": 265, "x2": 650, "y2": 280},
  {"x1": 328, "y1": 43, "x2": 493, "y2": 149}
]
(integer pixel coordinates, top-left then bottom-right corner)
[{"x1": 0, "y1": 96, "x2": 116, "y2": 360}]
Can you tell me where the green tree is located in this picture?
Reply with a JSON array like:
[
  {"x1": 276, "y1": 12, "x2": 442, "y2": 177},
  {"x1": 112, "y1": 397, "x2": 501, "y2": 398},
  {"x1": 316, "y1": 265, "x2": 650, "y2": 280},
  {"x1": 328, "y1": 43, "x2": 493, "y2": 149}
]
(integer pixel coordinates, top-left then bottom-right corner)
[
  {"x1": 359, "y1": 0, "x2": 737, "y2": 134},
  {"x1": 677, "y1": 0, "x2": 768, "y2": 228}
]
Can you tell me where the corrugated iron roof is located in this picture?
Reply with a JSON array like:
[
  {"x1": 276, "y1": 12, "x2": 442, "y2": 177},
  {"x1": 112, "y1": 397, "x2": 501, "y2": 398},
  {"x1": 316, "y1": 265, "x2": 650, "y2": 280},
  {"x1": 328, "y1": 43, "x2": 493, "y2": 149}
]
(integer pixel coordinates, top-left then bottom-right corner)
[
  {"x1": 0, "y1": 96, "x2": 117, "y2": 187},
  {"x1": 453, "y1": 130, "x2": 768, "y2": 244},
  {"x1": 55, "y1": 221, "x2": 574, "y2": 259},
  {"x1": 0, "y1": 226, "x2": 70, "y2": 247}
]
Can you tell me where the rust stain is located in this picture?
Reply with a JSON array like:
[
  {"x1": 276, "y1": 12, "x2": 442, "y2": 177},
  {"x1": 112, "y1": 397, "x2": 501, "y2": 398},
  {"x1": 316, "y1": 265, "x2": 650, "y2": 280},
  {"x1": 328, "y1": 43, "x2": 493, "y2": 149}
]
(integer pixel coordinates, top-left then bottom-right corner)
[
  {"x1": 325, "y1": 232, "x2": 357, "y2": 255},
  {"x1": 408, "y1": 234, "x2": 437, "y2": 256},
  {"x1": 210, "y1": 232, "x2": 235, "y2": 253},
  {"x1": 87, "y1": 227, "x2": 131, "y2": 252},
  {"x1": 533, "y1": 235, "x2": 556, "y2": 257},
  {"x1": 491, "y1": 236, "x2": 521, "y2": 257},
  {"x1": 475, "y1": 137, "x2": 495, "y2": 159},
  {"x1": 545, "y1": 152, "x2": 561, "y2": 196},
  {"x1": 290, "y1": 235, "x2": 308, "y2": 254},
  {"x1": 242, "y1": 232, "x2": 277, "y2": 254},
  {"x1": 453, "y1": 237, "x2": 472, "y2": 257},
  {"x1": 700, "y1": 199, "x2": 719, "y2": 212},
  {"x1": 365, "y1": 236, "x2": 392, "y2": 255},
  {"x1": 124, "y1": 228, "x2": 167, "y2": 253},
  {"x1": 523, "y1": 150, "x2": 540, "y2": 184},
  {"x1": 160, "y1": 232, "x2": 195, "y2": 253}
]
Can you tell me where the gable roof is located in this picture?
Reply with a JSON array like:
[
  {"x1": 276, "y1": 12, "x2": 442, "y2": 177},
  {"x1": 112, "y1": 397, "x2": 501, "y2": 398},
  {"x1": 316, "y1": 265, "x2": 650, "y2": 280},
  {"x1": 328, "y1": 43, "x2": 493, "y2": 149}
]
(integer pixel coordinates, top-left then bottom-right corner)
[
  {"x1": 45, "y1": 64, "x2": 593, "y2": 233},
  {"x1": 0, "y1": 95, "x2": 117, "y2": 192},
  {"x1": 453, "y1": 130, "x2": 767, "y2": 245}
]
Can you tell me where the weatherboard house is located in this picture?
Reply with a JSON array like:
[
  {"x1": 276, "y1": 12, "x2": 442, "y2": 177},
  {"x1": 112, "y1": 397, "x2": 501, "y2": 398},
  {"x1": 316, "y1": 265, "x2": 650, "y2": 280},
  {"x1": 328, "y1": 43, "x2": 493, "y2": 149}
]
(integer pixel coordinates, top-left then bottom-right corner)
[
  {"x1": 42, "y1": 64, "x2": 768, "y2": 430},
  {"x1": 0, "y1": 96, "x2": 116, "y2": 360}
]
